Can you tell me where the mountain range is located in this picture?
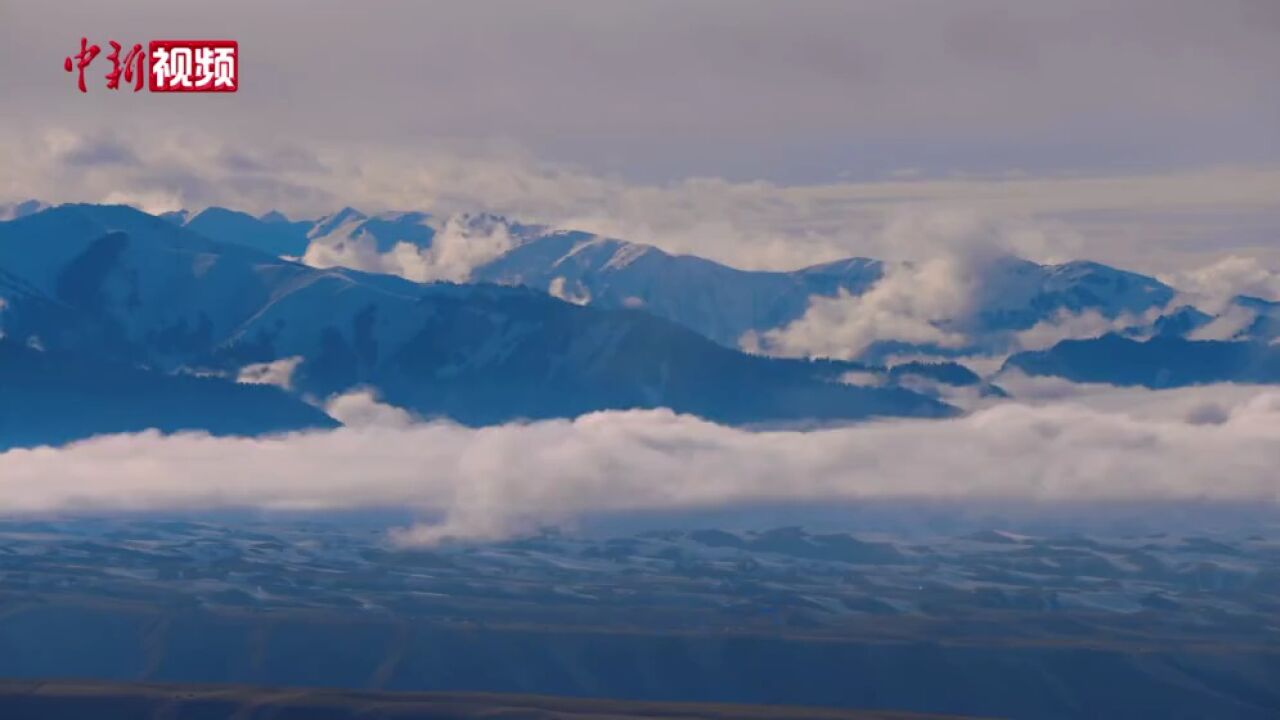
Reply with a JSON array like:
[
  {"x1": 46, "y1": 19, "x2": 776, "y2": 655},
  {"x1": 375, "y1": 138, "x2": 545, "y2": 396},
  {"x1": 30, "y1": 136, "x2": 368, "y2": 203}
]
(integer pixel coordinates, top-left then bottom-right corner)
[
  {"x1": 171, "y1": 203, "x2": 1280, "y2": 380},
  {"x1": 0, "y1": 204, "x2": 951, "y2": 447},
  {"x1": 2, "y1": 200, "x2": 1276, "y2": 448},
  {"x1": 168, "y1": 204, "x2": 1279, "y2": 351}
]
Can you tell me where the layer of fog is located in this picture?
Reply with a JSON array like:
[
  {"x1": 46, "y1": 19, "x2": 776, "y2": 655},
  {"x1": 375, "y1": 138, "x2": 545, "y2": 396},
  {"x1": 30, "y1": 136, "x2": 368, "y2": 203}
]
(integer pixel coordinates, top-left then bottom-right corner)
[{"x1": 1, "y1": 386, "x2": 1276, "y2": 545}]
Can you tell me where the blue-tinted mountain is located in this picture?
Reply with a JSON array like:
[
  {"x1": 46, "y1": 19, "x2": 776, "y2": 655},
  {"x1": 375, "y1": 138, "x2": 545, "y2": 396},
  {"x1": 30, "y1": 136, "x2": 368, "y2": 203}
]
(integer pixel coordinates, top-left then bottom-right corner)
[
  {"x1": 303, "y1": 208, "x2": 549, "y2": 257},
  {"x1": 148, "y1": 204, "x2": 1253, "y2": 359},
  {"x1": 435, "y1": 230, "x2": 1179, "y2": 351},
  {"x1": 975, "y1": 257, "x2": 1174, "y2": 328},
  {"x1": 182, "y1": 206, "x2": 312, "y2": 257},
  {"x1": 0, "y1": 204, "x2": 951, "y2": 439},
  {"x1": 888, "y1": 361, "x2": 982, "y2": 387},
  {"x1": 308, "y1": 209, "x2": 435, "y2": 252},
  {"x1": 1004, "y1": 334, "x2": 1280, "y2": 387},
  {"x1": 1151, "y1": 305, "x2": 1214, "y2": 338},
  {"x1": 0, "y1": 339, "x2": 336, "y2": 450},
  {"x1": 377, "y1": 220, "x2": 1182, "y2": 352},
  {"x1": 176, "y1": 207, "x2": 890, "y2": 348},
  {"x1": 1235, "y1": 296, "x2": 1280, "y2": 341},
  {"x1": 471, "y1": 231, "x2": 885, "y2": 347},
  {"x1": 257, "y1": 209, "x2": 316, "y2": 238}
]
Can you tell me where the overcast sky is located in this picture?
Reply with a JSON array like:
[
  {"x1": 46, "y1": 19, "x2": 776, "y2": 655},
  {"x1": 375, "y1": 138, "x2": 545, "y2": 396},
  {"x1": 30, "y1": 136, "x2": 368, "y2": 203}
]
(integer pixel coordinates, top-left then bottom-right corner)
[{"x1": 1, "y1": 0, "x2": 1277, "y2": 271}]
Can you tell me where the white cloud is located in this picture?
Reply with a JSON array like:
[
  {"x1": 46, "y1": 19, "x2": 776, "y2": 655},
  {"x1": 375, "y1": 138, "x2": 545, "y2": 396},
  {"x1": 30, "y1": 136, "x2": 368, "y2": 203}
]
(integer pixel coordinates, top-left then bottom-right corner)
[
  {"x1": 1188, "y1": 304, "x2": 1257, "y2": 341},
  {"x1": 993, "y1": 370, "x2": 1122, "y2": 402},
  {"x1": 1013, "y1": 308, "x2": 1159, "y2": 352},
  {"x1": 100, "y1": 190, "x2": 182, "y2": 215},
  {"x1": 302, "y1": 214, "x2": 516, "y2": 283},
  {"x1": 236, "y1": 356, "x2": 303, "y2": 391},
  {"x1": 324, "y1": 389, "x2": 418, "y2": 429},
  {"x1": 4, "y1": 127, "x2": 1280, "y2": 275},
  {"x1": 1, "y1": 386, "x2": 1277, "y2": 545},
  {"x1": 838, "y1": 371, "x2": 883, "y2": 387},
  {"x1": 1164, "y1": 255, "x2": 1280, "y2": 304},
  {"x1": 748, "y1": 273, "x2": 970, "y2": 360},
  {"x1": 745, "y1": 214, "x2": 1020, "y2": 359},
  {"x1": 548, "y1": 276, "x2": 591, "y2": 305}
]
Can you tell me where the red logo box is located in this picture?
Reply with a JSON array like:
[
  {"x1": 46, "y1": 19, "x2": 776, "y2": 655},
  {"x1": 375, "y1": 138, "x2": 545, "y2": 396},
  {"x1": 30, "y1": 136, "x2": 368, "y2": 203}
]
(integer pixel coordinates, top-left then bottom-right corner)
[{"x1": 148, "y1": 40, "x2": 238, "y2": 92}]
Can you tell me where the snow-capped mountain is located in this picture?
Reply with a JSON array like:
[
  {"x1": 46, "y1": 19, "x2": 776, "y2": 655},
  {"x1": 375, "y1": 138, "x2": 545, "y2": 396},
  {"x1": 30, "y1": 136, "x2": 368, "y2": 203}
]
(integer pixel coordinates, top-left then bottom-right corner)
[
  {"x1": 166, "y1": 205, "x2": 1246, "y2": 359},
  {"x1": 470, "y1": 230, "x2": 886, "y2": 347},
  {"x1": 10, "y1": 202, "x2": 1276, "y2": 417},
  {"x1": 0, "y1": 204, "x2": 951, "y2": 446}
]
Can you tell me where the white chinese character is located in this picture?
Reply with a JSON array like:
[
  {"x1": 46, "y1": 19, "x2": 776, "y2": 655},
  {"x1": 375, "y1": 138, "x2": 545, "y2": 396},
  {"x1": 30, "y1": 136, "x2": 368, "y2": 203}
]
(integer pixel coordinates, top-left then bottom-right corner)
[
  {"x1": 192, "y1": 47, "x2": 215, "y2": 88},
  {"x1": 212, "y1": 47, "x2": 236, "y2": 88},
  {"x1": 151, "y1": 46, "x2": 194, "y2": 88}
]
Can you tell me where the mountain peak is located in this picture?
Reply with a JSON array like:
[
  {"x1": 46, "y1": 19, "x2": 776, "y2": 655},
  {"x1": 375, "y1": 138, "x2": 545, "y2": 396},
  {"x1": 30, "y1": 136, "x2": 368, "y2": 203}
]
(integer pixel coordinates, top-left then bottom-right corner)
[
  {"x1": 259, "y1": 210, "x2": 292, "y2": 223},
  {"x1": 310, "y1": 206, "x2": 368, "y2": 238}
]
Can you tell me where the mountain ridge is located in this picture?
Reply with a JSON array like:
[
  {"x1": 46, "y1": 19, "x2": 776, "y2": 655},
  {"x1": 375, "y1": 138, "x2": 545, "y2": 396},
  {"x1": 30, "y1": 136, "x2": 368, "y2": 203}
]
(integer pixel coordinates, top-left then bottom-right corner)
[
  {"x1": 170, "y1": 204, "x2": 1209, "y2": 355},
  {"x1": 0, "y1": 204, "x2": 952, "y2": 447}
]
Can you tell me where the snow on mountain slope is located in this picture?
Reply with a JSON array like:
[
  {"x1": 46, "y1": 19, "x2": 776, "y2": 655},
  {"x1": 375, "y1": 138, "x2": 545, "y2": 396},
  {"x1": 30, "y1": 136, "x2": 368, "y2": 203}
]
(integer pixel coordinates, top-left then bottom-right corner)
[
  {"x1": 131, "y1": 203, "x2": 1245, "y2": 362},
  {"x1": 189, "y1": 207, "x2": 888, "y2": 349},
  {"x1": 17, "y1": 202, "x2": 1266, "y2": 394},
  {"x1": 475, "y1": 235, "x2": 1186, "y2": 360},
  {"x1": 471, "y1": 230, "x2": 885, "y2": 347},
  {"x1": 301, "y1": 210, "x2": 545, "y2": 282},
  {"x1": 0, "y1": 204, "x2": 320, "y2": 366},
  {"x1": 0, "y1": 204, "x2": 952, "y2": 433}
]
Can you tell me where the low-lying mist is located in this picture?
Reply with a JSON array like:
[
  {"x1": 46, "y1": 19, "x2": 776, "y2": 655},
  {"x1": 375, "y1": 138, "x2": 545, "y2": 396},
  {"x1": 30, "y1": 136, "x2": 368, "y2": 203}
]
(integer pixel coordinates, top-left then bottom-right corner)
[{"x1": 2, "y1": 385, "x2": 1277, "y2": 545}]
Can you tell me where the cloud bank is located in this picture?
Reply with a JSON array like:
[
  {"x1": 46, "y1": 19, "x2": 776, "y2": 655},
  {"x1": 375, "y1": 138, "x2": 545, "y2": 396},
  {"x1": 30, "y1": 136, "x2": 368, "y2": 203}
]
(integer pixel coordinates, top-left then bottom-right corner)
[
  {"x1": 1, "y1": 387, "x2": 1276, "y2": 544},
  {"x1": 3, "y1": 126, "x2": 1280, "y2": 276}
]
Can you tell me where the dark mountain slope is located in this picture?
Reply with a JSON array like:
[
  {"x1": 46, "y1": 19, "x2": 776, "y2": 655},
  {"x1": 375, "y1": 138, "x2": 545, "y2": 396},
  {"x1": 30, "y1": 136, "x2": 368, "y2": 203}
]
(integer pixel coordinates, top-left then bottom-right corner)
[
  {"x1": 0, "y1": 340, "x2": 336, "y2": 449},
  {"x1": 1003, "y1": 334, "x2": 1280, "y2": 387}
]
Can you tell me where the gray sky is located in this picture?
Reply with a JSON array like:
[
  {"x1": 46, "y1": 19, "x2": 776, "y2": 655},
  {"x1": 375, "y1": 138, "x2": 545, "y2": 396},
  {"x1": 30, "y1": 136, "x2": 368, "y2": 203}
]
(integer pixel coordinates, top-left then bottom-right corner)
[{"x1": 0, "y1": 0, "x2": 1277, "y2": 271}]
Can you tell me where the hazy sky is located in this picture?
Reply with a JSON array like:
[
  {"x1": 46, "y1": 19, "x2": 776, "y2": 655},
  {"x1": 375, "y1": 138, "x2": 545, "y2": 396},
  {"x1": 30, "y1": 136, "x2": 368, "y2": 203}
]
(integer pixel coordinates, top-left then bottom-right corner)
[{"x1": 1, "y1": 0, "x2": 1277, "y2": 270}]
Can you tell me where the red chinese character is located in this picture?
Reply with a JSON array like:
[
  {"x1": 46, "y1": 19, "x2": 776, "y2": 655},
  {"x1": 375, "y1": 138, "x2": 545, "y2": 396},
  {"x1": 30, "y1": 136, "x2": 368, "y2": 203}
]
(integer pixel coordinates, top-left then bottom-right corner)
[
  {"x1": 63, "y1": 37, "x2": 102, "y2": 93},
  {"x1": 105, "y1": 41, "x2": 145, "y2": 92}
]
